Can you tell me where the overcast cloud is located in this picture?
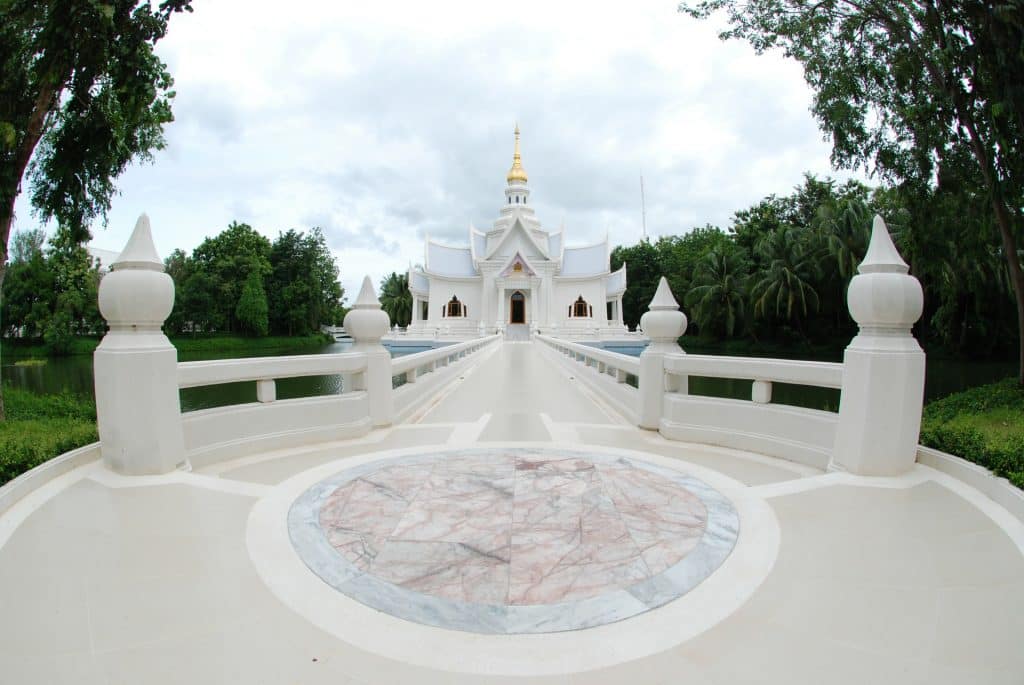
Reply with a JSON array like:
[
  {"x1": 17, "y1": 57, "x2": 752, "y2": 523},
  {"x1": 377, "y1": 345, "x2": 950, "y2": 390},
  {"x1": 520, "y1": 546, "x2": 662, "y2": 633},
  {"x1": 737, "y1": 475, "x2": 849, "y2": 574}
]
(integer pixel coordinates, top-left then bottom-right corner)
[{"x1": 12, "y1": 0, "x2": 858, "y2": 300}]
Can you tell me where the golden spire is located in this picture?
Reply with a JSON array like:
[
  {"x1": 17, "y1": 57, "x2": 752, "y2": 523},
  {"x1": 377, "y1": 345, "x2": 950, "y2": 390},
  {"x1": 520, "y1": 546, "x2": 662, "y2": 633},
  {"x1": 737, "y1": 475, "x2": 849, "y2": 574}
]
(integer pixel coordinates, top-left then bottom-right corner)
[{"x1": 507, "y1": 123, "x2": 528, "y2": 183}]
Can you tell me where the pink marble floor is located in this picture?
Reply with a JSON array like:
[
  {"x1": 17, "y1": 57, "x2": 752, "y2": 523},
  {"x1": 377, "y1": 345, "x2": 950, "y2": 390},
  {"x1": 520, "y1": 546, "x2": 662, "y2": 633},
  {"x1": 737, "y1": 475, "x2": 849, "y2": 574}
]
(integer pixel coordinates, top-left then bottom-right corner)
[{"x1": 318, "y1": 452, "x2": 708, "y2": 606}]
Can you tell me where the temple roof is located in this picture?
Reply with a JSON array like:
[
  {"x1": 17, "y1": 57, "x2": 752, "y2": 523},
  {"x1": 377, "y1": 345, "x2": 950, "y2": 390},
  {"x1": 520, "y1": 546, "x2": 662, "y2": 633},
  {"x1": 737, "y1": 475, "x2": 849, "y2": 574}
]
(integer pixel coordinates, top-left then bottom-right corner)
[
  {"x1": 605, "y1": 263, "x2": 627, "y2": 295},
  {"x1": 425, "y1": 240, "x2": 478, "y2": 278},
  {"x1": 560, "y1": 240, "x2": 609, "y2": 277}
]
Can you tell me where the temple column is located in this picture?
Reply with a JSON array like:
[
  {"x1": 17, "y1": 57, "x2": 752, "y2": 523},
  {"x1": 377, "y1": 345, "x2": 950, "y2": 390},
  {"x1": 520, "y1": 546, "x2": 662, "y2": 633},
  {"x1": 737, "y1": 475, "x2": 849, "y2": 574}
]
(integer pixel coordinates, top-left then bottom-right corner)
[
  {"x1": 496, "y1": 283, "x2": 506, "y2": 328},
  {"x1": 482, "y1": 272, "x2": 493, "y2": 328},
  {"x1": 542, "y1": 271, "x2": 554, "y2": 327}
]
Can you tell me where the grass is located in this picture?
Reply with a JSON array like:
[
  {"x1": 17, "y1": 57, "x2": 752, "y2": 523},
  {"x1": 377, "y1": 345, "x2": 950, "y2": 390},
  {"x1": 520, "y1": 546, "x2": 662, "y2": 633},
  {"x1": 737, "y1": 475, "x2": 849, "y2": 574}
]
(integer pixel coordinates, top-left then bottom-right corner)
[
  {"x1": 920, "y1": 377, "x2": 1024, "y2": 489},
  {"x1": 1, "y1": 332, "x2": 333, "y2": 358},
  {"x1": 0, "y1": 387, "x2": 98, "y2": 486}
]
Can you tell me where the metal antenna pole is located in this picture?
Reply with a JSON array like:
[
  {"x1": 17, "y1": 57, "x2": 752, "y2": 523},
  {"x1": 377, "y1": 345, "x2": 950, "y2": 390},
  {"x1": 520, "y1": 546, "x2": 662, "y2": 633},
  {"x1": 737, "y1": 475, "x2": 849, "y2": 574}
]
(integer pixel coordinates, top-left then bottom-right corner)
[{"x1": 640, "y1": 174, "x2": 648, "y2": 242}]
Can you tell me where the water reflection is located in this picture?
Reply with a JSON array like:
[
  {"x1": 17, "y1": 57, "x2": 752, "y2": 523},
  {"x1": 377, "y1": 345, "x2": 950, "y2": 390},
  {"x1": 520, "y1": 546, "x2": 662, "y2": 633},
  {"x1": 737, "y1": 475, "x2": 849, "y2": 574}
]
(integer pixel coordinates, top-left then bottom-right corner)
[{"x1": 2, "y1": 338, "x2": 1017, "y2": 413}]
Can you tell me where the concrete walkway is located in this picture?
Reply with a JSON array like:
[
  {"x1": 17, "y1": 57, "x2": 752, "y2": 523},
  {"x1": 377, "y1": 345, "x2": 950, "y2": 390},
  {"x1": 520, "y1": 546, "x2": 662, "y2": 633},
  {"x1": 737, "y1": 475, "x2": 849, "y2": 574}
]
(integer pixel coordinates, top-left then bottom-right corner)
[{"x1": 0, "y1": 341, "x2": 1022, "y2": 684}]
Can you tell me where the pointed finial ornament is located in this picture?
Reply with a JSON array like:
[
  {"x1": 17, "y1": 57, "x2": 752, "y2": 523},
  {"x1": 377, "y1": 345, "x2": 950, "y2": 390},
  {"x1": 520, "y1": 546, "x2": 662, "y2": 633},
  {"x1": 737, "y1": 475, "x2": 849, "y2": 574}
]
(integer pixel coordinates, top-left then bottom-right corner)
[
  {"x1": 859, "y1": 215, "x2": 909, "y2": 274},
  {"x1": 344, "y1": 274, "x2": 390, "y2": 345},
  {"x1": 353, "y1": 275, "x2": 381, "y2": 309},
  {"x1": 648, "y1": 277, "x2": 680, "y2": 310},
  {"x1": 111, "y1": 214, "x2": 163, "y2": 271},
  {"x1": 846, "y1": 215, "x2": 923, "y2": 340},
  {"x1": 507, "y1": 123, "x2": 528, "y2": 184},
  {"x1": 641, "y1": 277, "x2": 687, "y2": 345},
  {"x1": 97, "y1": 213, "x2": 174, "y2": 331}
]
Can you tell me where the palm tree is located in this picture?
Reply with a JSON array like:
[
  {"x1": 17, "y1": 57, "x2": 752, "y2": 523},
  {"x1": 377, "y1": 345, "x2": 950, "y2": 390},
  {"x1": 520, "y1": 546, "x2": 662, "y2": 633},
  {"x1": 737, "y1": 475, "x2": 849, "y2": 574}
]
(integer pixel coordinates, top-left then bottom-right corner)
[
  {"x1": 378, "y1": 272, "x2": 412, "y2": 327},
  {"x1": 824, "y1": 198, "x2": 872, "y2": 279},
  {"x1": 685, "y1": 249, "x2": 749, "y2": 337},
  {"x1": 750, "y1": 225, "x2": 823, "y2": 334}
]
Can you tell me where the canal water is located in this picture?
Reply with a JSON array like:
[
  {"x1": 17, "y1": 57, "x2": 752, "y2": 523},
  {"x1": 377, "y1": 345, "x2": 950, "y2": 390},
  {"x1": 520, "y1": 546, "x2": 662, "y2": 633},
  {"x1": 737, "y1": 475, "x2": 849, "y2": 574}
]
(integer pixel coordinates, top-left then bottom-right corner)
[{"x1": 1, "y1": 339, "x2": 1016, "y2": 413}]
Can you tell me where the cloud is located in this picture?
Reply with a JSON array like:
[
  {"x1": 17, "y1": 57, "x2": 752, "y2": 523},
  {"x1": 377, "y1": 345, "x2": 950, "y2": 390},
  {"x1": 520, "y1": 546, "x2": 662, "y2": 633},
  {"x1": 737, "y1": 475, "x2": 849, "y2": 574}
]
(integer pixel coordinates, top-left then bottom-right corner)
[{"x1": 13, "y1": 0, "x2": 862, "y2": 299}]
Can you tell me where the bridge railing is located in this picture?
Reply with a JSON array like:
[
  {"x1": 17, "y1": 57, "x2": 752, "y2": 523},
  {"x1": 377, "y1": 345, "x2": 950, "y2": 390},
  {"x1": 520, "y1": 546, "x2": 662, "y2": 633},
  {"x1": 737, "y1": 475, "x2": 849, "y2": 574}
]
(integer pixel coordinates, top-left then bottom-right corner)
[
  {"x1": 90, "y1": 216, "x2": 502, "y2": 474},
  {"x1": 174, "y1": 352, "x2": 372, "y2": 467},
  {"x1": 541, "y1": 216, "x2": 926, "y2": 478},
  {"x1": 535, "y1": 334, "x2": 640, "y2": 421},
  {"x1": 391, "y1": 334, "x2": 502, "y2": 421},
  {"x1": 656, "y1": 353, "x2": 845, "y2": 470}
]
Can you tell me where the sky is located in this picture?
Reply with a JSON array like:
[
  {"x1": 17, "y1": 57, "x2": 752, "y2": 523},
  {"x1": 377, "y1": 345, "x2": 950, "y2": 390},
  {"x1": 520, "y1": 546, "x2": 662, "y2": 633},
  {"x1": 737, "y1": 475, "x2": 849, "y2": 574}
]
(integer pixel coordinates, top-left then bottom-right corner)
[{"x1": 12, "y1": 0, "x2": 858, "y2": 301}]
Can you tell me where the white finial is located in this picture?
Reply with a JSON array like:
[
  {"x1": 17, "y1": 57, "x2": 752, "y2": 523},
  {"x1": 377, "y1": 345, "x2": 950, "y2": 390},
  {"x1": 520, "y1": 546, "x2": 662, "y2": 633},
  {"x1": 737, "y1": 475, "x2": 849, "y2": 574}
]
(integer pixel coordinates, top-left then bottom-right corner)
[
  {"x1": 641, "y1": 277, "x2": 687, "y2": 345},
  {"x1": 353, "y1": 275, "x2": 381, "y2": 309},
  {"x1": 111, "y1": 214, "x2": 163, "y2": 271},
  {"x1": 648, "y1": 277, "x2": 680, "y2": 311},
  {"x1": 97, "y1": 213, "x2": 174, "y2": 331},
  {"x1": 344, "y1": 274, "x2": 390, "y2": 347},
  {"x1": 846, "y1": 215, "x2": 923, "y2": 340},
  {"x1": 859, "y1": 215, "x2": 908, "y2": 274}
]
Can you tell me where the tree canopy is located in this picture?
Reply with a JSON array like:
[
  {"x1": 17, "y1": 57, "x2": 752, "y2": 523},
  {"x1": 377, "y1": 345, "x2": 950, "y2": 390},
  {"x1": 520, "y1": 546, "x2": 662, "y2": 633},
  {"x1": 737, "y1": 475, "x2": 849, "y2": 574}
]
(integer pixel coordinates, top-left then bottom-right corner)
[
  {"x1": 0, "y1": 0, "x2": 193, "y2": 417},
  {"x1": 679, "y1": 0, "x2": 1024, "y2": 381}
]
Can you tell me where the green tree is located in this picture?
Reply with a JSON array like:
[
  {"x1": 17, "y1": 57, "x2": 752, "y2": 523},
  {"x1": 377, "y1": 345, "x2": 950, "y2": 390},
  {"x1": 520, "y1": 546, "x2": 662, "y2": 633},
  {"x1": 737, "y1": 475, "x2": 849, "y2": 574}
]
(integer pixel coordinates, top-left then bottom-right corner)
[
  {"x1": 378, "y1": 272, "x2": 411, "y2": 327},
  {"x1": 163, "y1": 248, "x2": 191, "y2": 335},
  {"x1": 192, "y1": 222, "x2": 272, "y2": 333},
  {"x1": 179, "y1": 268, "x2": 222, "y2": 334},
  {"x1": 611, "y1": 240, "x2": 661, "y2": 329},
  {"x1": 680, "y1": 0, "x2": 1024, "y2": 382},
  {"x1": 268, "y1": 228, "x2": 345, "y2": 335},
  {"x1": 0, "y1": 0, "x2": 192, "y2": 417},
  {"x1": 750, "y1": 225, "x2": 823, "y2": 337},
  {"x1": 43, "y1": 228, "x2": 102, "y2": 353},
  {"x1": 235, "y1": 268, "x2": 269, "y2": 338},
  {"x1": 1, "y1": 229, "x2": 55, "y2": 338},
  {"x1": 685, "y1": 247, "x2": 750, "y2": 338}
]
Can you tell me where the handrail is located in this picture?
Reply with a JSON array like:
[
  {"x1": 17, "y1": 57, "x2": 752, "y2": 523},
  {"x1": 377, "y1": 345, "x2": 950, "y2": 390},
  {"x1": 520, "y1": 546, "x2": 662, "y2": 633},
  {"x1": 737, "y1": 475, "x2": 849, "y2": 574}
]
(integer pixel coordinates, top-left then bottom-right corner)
[
  {"x1": 178, "y1": 352, "x2": 368, "y2": 389},
  {"x1": 391, "y1": 335, "x2": 500, "y2": 376},
  {"x1": 663, "y1": 353, "x2": 843, "y2": 389},
  {"x1": 535, "y1": 334, "x2": 640, "y2": 375}
]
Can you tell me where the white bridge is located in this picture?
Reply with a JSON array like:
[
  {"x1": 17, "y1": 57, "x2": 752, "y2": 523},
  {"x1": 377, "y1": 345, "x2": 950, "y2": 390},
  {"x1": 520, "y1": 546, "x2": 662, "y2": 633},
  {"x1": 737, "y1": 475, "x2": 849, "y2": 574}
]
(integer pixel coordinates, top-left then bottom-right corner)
[{"x1": 1, "y1": 215, "x2": 1022, "y2": 683}]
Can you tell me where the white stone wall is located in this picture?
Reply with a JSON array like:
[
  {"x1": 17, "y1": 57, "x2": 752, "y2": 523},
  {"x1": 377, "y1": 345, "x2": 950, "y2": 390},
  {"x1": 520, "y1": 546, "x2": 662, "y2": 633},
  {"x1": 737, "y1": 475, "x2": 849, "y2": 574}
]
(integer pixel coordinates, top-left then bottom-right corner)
[
  {"x1": 553, "y1": 278, "x2": 608, "y2": 327},
  {"x1": 426, "y1": 277, "x2": 482, "y2": 328}
]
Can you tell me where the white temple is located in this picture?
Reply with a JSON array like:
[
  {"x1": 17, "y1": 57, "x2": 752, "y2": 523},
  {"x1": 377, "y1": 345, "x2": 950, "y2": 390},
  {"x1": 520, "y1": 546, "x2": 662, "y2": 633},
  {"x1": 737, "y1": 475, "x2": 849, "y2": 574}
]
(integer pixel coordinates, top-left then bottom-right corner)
[{"x1": 406, "y1": 126, "x2": 628, "y2": 339}]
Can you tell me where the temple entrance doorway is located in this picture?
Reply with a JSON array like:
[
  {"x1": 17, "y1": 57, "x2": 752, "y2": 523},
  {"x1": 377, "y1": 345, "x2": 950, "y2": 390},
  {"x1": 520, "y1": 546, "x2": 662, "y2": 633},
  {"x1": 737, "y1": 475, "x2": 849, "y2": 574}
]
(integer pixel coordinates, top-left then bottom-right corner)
[{"x1": 510, "y1": 291, "x2": 526, "y2": 324}]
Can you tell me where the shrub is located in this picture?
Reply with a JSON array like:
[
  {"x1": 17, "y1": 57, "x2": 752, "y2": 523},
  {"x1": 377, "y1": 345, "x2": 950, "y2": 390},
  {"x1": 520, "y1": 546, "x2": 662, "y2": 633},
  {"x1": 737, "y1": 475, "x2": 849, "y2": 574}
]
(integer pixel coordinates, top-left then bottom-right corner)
[
  {"x1": 0, "y1": 388, "x2": 97, "y2": 485},
  {"x1": 921, "y1": 378, "x2": 1024, "y2": 489}
]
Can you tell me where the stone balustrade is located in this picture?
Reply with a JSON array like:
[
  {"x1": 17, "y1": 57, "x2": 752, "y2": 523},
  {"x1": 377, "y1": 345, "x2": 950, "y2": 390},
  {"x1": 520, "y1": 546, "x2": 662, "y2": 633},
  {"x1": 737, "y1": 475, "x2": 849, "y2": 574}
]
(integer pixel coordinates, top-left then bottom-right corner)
[
  {"x1": 540, "y1": 216, "x2": 926, "y2": 477},
  {"x1": 94, "y1": 213, "x2": 925, "y2": 479},
  {"x1": 92, "y1": 216, "x2": 501, "y2": 474}
]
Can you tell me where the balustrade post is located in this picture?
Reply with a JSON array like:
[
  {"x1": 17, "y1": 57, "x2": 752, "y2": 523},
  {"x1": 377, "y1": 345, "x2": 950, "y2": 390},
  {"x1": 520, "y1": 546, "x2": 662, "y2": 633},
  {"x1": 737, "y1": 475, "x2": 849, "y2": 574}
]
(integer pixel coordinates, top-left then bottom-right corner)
[
  {"x1": 256, "y1": 379, "x2": 276, "y2": 403},
  {"x1": 752, "y1": 380, "x2": 772, "y2": 404},
  {"x1": 832, "y1": 217, "x2": 925, "y2": 476},
  {"x1": 93, "y1": 215, "x2": 185, "y2": 475},
  {"x1": 638, "y1": 277, "x2": 687, "y2": 430},
  {"x1": 344, "y1": 276, "x2": 394, "y2": 427}
]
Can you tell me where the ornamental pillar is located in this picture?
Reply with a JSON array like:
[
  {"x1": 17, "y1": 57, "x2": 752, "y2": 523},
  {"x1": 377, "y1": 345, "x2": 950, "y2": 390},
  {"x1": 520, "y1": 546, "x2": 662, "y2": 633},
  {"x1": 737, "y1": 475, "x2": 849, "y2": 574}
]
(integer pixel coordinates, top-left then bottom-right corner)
[
  {"x1": 344, "y1": 276, "x2": 394, "y2": 427},
  {"x1": 94, "y1": 215, "x2": 185, "y2": 475},
  {"x1": 638, "y1": 277, "x2": 687, "y2": 429},
  {"x1": 832, "y1": 216, "x2": 925, "y2": 476}
]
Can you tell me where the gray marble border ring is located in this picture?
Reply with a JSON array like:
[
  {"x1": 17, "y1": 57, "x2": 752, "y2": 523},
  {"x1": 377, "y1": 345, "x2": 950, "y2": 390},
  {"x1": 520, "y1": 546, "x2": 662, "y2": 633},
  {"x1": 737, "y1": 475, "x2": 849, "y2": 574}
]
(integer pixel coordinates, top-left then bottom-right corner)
[{"x1": 287, "y1": 447, "x2": 740, "y2": 634}]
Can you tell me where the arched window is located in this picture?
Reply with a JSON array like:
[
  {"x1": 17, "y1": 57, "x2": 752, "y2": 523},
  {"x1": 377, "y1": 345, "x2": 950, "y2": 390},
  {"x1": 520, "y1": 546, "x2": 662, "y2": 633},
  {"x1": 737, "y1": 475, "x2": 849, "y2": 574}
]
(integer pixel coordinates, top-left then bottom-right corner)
[
  {"x1": 508, "y1": 197, "x2": 511, "y2": 204},
  {"x1": 515, "y1": 196, "x2": 519, "y2": 204},
  {"x1": 447, "y1": 296, "x2": 463, "y2": 318},
  {"x1": 573, "y1": 296, "x2": 589, "y2": 318}
]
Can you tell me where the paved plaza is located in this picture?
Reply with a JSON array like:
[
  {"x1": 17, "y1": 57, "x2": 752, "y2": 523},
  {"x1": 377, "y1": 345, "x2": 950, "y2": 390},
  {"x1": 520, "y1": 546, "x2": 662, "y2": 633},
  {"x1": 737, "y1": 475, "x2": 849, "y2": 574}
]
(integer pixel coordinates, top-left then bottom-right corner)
[{"x1": 1, "y1": 343, "x2": 1022, "y2": 683}]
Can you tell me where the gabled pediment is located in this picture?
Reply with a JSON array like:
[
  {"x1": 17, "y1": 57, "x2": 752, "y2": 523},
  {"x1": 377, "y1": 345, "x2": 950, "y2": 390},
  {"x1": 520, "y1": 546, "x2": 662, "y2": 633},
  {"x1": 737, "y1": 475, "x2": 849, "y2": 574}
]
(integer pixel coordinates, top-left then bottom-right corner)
[
  {"x1": 485, "y1": 215, "x2": 550, "y2": 262},
  {"x1": 499, "y1": 251, "x2": 538, "y2": 278}
]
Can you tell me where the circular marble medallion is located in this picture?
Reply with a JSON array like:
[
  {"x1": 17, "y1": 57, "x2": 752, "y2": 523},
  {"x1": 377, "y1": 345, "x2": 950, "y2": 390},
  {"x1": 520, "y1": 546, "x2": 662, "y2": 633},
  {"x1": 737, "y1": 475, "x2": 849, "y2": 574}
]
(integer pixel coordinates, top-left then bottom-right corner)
[{"x1": 288, "y1": 448, "x2": 739, "y2": 634}]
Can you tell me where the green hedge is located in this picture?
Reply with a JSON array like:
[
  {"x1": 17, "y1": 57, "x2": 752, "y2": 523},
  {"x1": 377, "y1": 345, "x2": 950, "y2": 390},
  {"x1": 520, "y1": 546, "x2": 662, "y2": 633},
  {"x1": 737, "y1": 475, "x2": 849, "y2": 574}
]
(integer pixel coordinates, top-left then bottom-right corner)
[
  {"x1": 0, "y1": 388, "x2": 97, "y2": 486},
  {"x1": 2, "y1": 333, "x2": 333, "y2": 358},
  {"x1": 920, "y1": 378, "x2": 1024, "y2": 489}
]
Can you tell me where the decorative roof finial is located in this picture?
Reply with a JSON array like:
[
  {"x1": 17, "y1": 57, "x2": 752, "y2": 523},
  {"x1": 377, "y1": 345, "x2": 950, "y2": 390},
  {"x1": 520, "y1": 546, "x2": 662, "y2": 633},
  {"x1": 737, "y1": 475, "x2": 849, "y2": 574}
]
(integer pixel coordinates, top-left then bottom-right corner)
[{"x1": 507, "y1": 123, "x2": 528, "y2": 184}]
